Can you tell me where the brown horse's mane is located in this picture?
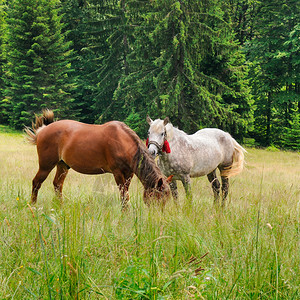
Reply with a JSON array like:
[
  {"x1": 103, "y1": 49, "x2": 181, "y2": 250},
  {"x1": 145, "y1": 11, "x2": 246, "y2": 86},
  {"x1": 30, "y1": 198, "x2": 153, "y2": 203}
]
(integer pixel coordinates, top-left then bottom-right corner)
[{"x1": 119, "y1": 123, "x2": 165, "y2": 189}]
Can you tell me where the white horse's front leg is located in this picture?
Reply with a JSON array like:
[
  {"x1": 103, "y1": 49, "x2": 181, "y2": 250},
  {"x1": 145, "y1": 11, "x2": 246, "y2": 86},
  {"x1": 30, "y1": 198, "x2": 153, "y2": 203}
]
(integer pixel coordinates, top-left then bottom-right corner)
[
  {"x1": 181, "y1": 175, "x2": 192, "y2": 202},
  {"x1": 169, "y1": 179, "x2": 179, "y2": 203}
]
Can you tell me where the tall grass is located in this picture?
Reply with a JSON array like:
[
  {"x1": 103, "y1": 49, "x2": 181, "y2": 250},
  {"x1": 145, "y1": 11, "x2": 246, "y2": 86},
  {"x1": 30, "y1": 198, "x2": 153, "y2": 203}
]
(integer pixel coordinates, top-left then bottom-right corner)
[{"x1": 0, "y1": 131, "x2": 299, "y2": 299}]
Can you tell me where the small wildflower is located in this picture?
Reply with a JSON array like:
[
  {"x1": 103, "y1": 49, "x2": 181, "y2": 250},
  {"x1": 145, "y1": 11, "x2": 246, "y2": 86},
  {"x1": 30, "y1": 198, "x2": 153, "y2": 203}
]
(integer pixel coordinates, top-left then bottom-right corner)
[{"x1": 16, "y1": 197, "x2": 19, "y2": 201}]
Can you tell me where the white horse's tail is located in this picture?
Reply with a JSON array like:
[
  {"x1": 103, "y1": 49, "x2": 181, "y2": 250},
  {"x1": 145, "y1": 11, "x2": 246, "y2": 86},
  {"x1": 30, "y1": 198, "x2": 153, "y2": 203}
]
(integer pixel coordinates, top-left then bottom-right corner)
[{"x1": 221, "y1": 139, "x2": 246, "y2": 178}]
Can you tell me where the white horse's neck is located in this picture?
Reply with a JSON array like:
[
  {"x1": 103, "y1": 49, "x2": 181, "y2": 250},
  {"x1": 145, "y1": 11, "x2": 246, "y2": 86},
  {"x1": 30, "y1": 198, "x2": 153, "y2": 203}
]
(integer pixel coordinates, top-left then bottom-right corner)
[{"x1": 166, "y1": 123, "x2": 188, "y2": 142}]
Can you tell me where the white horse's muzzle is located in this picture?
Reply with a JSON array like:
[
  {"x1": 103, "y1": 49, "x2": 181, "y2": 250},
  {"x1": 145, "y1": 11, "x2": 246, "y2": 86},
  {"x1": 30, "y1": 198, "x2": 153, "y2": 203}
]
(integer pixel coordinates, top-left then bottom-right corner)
[{"x1": 147, "y1": 141, "x2": 162, "y2": 158}]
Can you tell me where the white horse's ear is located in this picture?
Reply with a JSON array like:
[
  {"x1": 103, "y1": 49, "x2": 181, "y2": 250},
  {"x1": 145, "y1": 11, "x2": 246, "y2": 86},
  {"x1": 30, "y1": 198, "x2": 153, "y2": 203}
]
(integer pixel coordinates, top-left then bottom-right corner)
[
  {"x1": 146, "y1": 115, "x2": 153, "y2": 125},
  {"x1": 163, "y1": 117, "x2": 169, "y2": 126}
]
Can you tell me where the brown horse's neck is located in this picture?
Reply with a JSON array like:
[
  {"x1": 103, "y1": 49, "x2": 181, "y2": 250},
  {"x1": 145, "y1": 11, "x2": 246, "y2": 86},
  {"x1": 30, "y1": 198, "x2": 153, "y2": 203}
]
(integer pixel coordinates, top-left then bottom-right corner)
[
  {"x1": 133, "y1": 146, "x2": 162, "y2": 189},
  {"x1": 117, "y1": 122, "x2": 162, "y2": 189}
]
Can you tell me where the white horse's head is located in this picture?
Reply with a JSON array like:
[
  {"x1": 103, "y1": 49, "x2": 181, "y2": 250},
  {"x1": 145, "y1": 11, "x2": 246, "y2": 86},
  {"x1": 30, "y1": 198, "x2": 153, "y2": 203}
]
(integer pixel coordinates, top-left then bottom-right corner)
[{"x1": 146, "y1": 116, "x2": 171, "y2": 158}]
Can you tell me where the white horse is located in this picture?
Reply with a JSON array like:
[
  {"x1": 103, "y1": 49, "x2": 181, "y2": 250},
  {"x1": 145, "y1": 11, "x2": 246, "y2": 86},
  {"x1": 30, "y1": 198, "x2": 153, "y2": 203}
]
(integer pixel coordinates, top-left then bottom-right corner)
[{"x1": 146, "y1": 116, "x2": 245, "y2": 206}]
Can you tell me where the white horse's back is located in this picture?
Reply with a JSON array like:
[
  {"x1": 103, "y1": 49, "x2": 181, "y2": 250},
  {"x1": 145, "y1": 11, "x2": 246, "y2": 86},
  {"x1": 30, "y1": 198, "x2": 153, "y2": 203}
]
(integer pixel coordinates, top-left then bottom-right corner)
[{"x1": 171, "y1": 128, "x2": 235, "y2": 177}]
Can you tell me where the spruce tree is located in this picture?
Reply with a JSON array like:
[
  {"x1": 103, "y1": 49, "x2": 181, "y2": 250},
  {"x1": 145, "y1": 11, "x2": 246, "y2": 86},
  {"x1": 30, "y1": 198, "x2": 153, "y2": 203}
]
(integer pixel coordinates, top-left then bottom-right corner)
[
  {"x1": 60, "y1": 0, "x2": 97, "y2": 123},
  {"x1": 247, "y1": 0, "x2": 299, "y2": 147},
  {"x1": 71, "y1": 0, "x2": 134, "y2": 124},
  {"x1": 114, "y1": 0, "x2": 252, "y2": 138},
  {"x1": 4, "y1": 0, "x2": 75, "y2": 129},
  {"x1": 0, "y1": 0, "x2": 9, "y2": 124}
]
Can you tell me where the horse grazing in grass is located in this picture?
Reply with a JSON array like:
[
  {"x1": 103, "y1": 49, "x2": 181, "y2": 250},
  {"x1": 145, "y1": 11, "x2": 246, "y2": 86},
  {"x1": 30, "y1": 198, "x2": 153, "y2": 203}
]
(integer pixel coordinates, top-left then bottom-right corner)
[
  {"x1": 25, "y1": 110, "x2": 171, "y2": 210},
  {"x1": 146, "y1": 116, "x2": 245, "y2": 206}
]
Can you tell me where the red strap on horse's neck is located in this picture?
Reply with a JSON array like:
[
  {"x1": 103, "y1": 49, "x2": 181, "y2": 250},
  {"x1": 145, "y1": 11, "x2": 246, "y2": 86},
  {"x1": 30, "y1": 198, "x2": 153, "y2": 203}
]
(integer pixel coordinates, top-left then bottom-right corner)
[
  {"x1": 146, "y1": 138, "x2": 171, "y2": 153},
  {"x1": 162, "y1": 140, "x2": 171, "y2": 153}
]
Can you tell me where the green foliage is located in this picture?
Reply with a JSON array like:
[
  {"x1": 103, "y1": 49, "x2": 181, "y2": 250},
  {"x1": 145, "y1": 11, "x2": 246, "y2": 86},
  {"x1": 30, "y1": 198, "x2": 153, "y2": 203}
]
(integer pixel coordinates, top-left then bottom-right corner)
[
  {"x1": 125, "y1": 109, "x2": 146, "y2": 137},
  {"x1": 113, "y1": 263, "x2": 156, "y2": 299},
  {"x1": 112, "y1": 0, "x2": 252, "y2": 138},
  {"x1": 0, "y1": 0, "x2": 9, "y2": 124},
  {"x1": 3, "y1": 0, "x2": 76, "y2": 129},
  {"x1": 246, "y1": 0, "x2": 300, "y2": 147},
  {"x1": 0, "y1": 0, "x2": 298, "y2": 149},
  {"x1": 280, "y1": 112, "x2": 300, "y2": 150}
]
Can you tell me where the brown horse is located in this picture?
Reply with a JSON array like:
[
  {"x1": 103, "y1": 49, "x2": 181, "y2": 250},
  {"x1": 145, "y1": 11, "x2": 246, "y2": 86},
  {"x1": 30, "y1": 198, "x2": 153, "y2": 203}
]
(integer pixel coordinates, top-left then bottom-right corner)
[{"x1": 25, "y1": 110, "x2": 171, "y2": 210}]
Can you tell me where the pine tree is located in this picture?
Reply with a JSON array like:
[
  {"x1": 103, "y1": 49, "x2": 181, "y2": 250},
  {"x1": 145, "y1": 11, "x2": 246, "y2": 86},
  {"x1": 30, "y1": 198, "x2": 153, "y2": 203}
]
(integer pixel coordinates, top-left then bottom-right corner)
[
  {"x1": 281, "y1": 112, "x2": 300, "y2": 150},
  {"x1": 4, "y1": 0, "x2": 76, "y2": 129},
  {"x1": 247, "y1": 0, "x2": 299, "y2": 147},
  {"x1": 74, "y1": 0, "x2": 134, "y2": 124},
  {"x1": 225, "y1": 0, "x2": 257, "y2": 45},
  {"x1": 114, "y1": 0, "x2": 252, "y2": 138},
  {"x1": 60, "y1": 0, "x2": 97, "y2": 123},
  {"x1": 0, "y1": 0, "x2": 9, "y2": 124}
]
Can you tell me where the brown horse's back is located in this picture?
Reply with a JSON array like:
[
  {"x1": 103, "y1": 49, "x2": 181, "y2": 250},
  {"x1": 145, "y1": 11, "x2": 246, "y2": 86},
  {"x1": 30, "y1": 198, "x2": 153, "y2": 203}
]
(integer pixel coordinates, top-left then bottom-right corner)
[{"x1": 36, "y1": 120, "x2": 138, "y2": 175}]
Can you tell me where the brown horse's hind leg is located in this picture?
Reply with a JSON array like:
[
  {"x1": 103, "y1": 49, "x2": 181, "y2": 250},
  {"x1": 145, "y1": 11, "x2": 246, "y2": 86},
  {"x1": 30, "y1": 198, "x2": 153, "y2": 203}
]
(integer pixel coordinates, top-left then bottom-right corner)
[
  {"x1": 221, "y1": 176, "x2": 229, "y2": 207},
  {"x1": 113, "y1": 172, "x2": 133, "y2": 211},
  {"x1": 207, "y1": 170, "x2": 220, "y2": 205},
  {"x1": 53, "y1": 161, "x2": 69, "y2": 200},
  {"x1": 31, "y1": 167, "x2": 55, "y2": 204}
]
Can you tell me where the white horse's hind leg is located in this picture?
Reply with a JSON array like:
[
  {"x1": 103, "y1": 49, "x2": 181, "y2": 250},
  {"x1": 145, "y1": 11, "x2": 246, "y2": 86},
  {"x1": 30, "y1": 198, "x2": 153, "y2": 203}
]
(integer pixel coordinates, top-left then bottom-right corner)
[
  {"x1": 221, "y1": 176, "x2": 229, "y2": 207},
  {"x1": 207, "y1": 170, "x2": 220, "y2": 205}
]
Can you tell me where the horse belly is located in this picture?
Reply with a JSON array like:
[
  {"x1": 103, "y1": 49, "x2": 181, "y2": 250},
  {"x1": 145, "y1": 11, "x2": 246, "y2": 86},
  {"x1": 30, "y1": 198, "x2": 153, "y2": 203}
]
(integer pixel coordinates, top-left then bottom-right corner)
[
  {"x1": 189, "y1": 149, "x2": 222, "y2": 177},
  {"x1": 61, "y1": 141, "x2": 111, "y2": 175}
]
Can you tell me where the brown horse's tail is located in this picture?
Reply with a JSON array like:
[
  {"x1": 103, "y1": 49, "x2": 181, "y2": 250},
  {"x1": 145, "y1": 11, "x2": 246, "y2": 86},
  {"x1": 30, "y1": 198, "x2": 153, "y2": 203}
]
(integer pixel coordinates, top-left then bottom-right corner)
[
  {"x1": 25, "y1": 109, "x2": 54, "y2": 145},
  {"x1": 221, "y1": 139, "x2": 246, "y2": 178}
]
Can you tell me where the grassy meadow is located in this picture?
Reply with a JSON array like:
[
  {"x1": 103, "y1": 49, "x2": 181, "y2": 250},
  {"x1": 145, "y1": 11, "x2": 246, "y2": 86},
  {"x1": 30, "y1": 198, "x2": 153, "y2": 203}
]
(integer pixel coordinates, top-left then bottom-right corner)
[{"x1": 0, "y1": 128, "x2": 299, "y2": 299}]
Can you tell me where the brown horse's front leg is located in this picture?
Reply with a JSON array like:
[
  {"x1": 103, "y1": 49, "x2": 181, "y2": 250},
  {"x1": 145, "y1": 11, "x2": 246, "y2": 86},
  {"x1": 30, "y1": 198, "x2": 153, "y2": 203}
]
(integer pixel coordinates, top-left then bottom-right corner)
[{"x1": 114, "y1": 172, "x2": 133, "y2": 211}]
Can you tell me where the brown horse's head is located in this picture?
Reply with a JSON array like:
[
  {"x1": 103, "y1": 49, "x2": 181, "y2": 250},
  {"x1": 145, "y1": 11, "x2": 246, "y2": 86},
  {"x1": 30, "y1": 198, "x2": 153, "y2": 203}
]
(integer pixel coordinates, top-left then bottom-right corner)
[{"x1": 143, "y1": 175, "x2": 173, "y2": 207}]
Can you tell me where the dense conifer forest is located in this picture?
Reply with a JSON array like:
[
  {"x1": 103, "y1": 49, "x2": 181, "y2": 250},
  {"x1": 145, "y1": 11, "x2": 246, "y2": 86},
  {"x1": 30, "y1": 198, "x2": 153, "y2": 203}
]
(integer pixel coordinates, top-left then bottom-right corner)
[{"x1": 0, "y1": 0, "x2": 299, "y2": 149}]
